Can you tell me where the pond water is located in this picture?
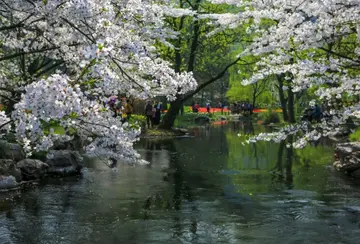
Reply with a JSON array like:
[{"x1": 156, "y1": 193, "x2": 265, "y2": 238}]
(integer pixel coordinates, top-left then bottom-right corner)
[{"x1": 1, "y1": 122, "x2": 360, "y2": 244}]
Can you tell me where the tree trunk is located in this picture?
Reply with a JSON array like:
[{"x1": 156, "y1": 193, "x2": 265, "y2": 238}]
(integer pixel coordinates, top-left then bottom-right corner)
[
  {"x1": 159, "y1": 0, "x2": 200, "y2": 128},
  {"x1": 252, "y1": 91, "x2": 256, "y2": 110},
  {"x1": 276, "y1": 74, "x2": 289, "y2": 122},
  {"x1": 187, "y1": 0, "x2": 201, "y2": 73},
  {"x1": 158, "y1": 98, "x2": 183, "y2": 130},
  {"x1": 287, "y1": 87, "x2": 295, "y2": 123},
  {"x1": 180, "y1": 103, "x2": 184, "y2": 115}
]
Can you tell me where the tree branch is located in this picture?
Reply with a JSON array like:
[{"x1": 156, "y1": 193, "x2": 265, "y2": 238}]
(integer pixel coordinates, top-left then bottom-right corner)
[
  {"x1": 320, "y1": 47, "x2": 360, "y2": 64},
  {"x1": 0, "y1": 23, "x2": 23, "y2": 31},
  {"x1": 61, "y1": 17, "x2": 95, "y2": 43},
  {"x1": 0, "y1": 119, "x2": 12, "y2": 130},
  {"x1": 111, "y1": 57, "x2": 145, "y2": 90},
  {"x1": 0, "y1": 93, "x2": 19, "y2": 103},
  {"x1": 0, "y1": 43, "x2": 79, "y2": 62},
  {"x1": 183, "y1": 57, "x2": 254, "y2": 101},
  {"x1": 34, "y1": 60, "x2": 65, "y2": 78}
]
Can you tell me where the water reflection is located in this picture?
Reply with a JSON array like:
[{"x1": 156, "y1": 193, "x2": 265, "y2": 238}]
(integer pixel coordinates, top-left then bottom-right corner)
[{"x1": 1, "y1": 122, "x2": 360, "y2": 243}]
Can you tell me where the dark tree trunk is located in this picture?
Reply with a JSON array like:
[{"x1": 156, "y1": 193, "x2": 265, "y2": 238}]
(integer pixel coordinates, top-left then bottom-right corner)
[
  {"x1": 158, "y1": 98, "x2": 183, "y2": 130},
  {"x1": 159, "y1": 53, "x2": 244, "y2": 129},
  {"x1": 287, "y1": 87, "x2": 295, "y2": 123},
  {"x1": 276, "y1": 74, "x2": 289, "y2": 122},
  {"x1": 252, "y1": 92, "x2": 256, "y2": 110},
  {"x1": 187, "y1": 0, "x2": 201, "y2": 73},
  {"x1": 180, "y1": 103, "x2": 184, "y2": 115}
]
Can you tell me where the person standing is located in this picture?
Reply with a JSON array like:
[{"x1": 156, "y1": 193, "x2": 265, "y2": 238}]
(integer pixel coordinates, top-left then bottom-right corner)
[
  {"x1": 121, "y1": 98, "x2": 133, "y2": 123},
  {"x1": 145, "y1": 100, "x2": 154, "y2": 128},
  {"x1": 206, "y1": 101, "x2": 211, "y2": 114},
  {"x1": 153, "y1": 101, "x2": 162, "y2": 125}
]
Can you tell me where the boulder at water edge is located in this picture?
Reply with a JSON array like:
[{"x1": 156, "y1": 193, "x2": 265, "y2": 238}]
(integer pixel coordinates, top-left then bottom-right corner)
[
  {"x1": 0, "y1": 159, "x2": 22, "y2": 182},
  {"x1": 333, "y1": 142, "x2": 360, "y2": 178},
  {"x1": 0, "y1": 175, "x2": 18, "y2": 190},
  {"x1": 16, "y1": 159, "x2": 49, "y2": 181},
  {"x1": 46, "y1": 150, "x2": 83, "y2": 176},
  {"x1": 0, "y1": 140, "x2": 25, "y2": 161}
]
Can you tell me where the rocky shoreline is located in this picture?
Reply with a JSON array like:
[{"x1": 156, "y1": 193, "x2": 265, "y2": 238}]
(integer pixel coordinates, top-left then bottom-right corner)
[
  {"x1": 0, "y1": 140, "x2": 83, "y2": 191},
  {"x1": 333, "y1": 142, "x2": 360, "y2": 178}
]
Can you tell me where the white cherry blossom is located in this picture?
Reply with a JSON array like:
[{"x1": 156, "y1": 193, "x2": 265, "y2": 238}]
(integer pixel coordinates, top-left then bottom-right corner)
[{"x1": 0, "y1": 0, "x2": 197, "y2": 162}]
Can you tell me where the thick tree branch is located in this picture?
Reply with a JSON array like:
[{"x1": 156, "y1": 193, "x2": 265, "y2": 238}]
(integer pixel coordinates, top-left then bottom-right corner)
[{"x1": 183, "y1": 57, "x2": 254, "y2": 101}]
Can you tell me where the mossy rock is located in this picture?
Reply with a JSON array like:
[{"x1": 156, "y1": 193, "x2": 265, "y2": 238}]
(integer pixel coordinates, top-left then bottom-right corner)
[{"x1": 0, "y1": 140, "x2": 25, "y2": 161}]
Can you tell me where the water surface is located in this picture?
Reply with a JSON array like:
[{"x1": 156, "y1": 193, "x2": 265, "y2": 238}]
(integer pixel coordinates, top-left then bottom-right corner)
[{"x1": 1, "y1": 122, "x2": 360, "y2": 244}]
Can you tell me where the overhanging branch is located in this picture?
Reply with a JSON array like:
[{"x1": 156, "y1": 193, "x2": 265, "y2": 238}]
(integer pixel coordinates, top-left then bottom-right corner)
[
  {"x1": 183, "y1": 56, "x2": 254, "y2": 101},
  {"x1": 0, "y1": 120, "x2": 13, "y2": 130}
]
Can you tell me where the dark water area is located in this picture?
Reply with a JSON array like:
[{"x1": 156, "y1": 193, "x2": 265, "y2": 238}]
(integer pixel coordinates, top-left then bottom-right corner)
[{"x1": 1, "y1": 122, "x2": 360, "y2": 244}]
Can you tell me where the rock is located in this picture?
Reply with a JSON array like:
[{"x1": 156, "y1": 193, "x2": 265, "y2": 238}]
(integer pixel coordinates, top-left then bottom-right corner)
[
  {"x1": 52, "y1": 136, "x2": 85, "y2": 152},
  {"x1": 0, "y1": 140, "x2": 25, "y2": 161},
  {"x1": 0, "y1": 159, "x2": 22, "y2": 182},
  {"x1": 16, "y1": 159, "x2": 49, "y2": 181},
  {"x1": 327, "y1": 127, "x2": 351, "y2": 139},
  {"x1": 351, "y1": 169, "x2": 360, "y2": 179},
  {"x1": 2, "y1": 133, "x2": 17, "y2": 143},
  {"x1": 173, "y1": 128, "x2": 187, "y2": 133},
  {"x1": 0, "y1": 176, "x2": 18, "y2": 190},
  {"x1": 46, "y1": 150, "x2": 83, "y2": 176},
  {"x1": 52, "y1": 140, "x2": 68, "y2": 150},
  {"x1": 334, "y1": 142, "x2": 360, "y2": 174}
]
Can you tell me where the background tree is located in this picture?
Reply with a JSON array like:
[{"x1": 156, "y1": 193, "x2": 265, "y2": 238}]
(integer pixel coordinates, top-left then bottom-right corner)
[{"x1": 156, "y1": 1, "x2": 251, "y2": 129}]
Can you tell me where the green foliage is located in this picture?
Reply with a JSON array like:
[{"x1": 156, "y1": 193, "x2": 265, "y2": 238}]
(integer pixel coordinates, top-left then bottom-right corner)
[
  {"x1": 174, "y1": 113, "x2": 203, "y2": 128},
  {"x1": 349, "y1": 127, "x2": 360, "y2": 142},
  {"x1": 258, "y1": 109, "x2": 281, "y2": 124},
  {"x1": 226, "y1": 52, "x2": 275, "y2": 107},
  {"x1": 128, "y1": 114, "x2": 146, "y2": 130},
  {"x1": 41, "y1": 120, "x2": 65, "y2": 135}
]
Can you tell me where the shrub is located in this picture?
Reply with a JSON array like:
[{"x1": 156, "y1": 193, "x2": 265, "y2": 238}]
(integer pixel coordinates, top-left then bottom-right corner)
[
  {"x1": 128, "y1": 114, "x2": 146, "y2": 130},
  {"x1": 259, "y1": 109, "x2": 280, "y2": 124},
  {"x1": 349, "y1": 127, "x2": 360, "y2": 142}
]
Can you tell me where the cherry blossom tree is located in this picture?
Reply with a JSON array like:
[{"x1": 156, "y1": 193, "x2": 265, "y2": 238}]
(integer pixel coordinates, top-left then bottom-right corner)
[
  {"x1": 206, "y1": 0, "x2": 360, "y2": 148},
  {"x1": 0, "y1": 0, "x2": 197, "y2": 162}
]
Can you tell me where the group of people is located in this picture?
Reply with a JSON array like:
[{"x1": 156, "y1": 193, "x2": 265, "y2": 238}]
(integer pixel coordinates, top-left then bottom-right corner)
[
  {"x1": 106, "y1": 96, "x2": 133, "y2": 123},
  {"x1": 191, "y1": 101, "x2": 215, "y2": 114},
  {"x1": 144, "y1": 100, "x2": 163, "y2": 128},
  {"x1": 229, "y1": 101, "x2": 253, "y2": 115}
]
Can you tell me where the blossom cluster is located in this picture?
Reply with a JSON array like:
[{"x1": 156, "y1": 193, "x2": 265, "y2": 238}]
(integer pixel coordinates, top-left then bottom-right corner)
[
  {"x1": 0, "y1": 111, "x2": 10, "y2": 133},
  {"x1": 0, "y1": 0, "x2": 197, "y2": 162},
  {"x1": 206, "y1": 0, "x2": 360, "y2": 146}
]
